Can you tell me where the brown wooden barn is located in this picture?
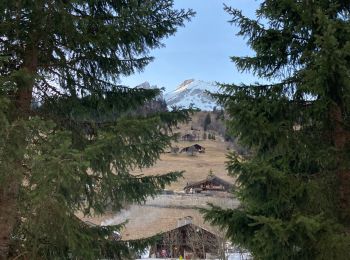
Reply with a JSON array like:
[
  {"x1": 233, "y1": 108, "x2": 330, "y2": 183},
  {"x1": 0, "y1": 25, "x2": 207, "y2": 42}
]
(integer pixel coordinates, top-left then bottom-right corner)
[
  {"x1": 149, "y1": 218, "x2": 222, "y2": 259},
  {"x1": 192, "y1": 144, "x2": 205, "y2": 153},
  {"x1": 180, "y1": 144, "x2": 205, "y2": 154},
  {"x1": 184, "y1": 175, "x2": 233, "y2": 193}
]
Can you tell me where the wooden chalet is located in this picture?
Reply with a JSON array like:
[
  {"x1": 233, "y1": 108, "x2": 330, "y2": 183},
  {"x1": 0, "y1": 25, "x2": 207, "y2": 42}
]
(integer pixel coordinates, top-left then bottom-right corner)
[
  {"x1": 184, "y1": 175, "x2": 233, "y2": 193},
  {"x1": 180, "y1": 144, "x2": 205, "y2": 154},
  {"x1": 149, "y1": 218, "x2": 222, "y2": 259},
  {"x1": 192, "y1": 144, "x2": 205, "y2": 153}
]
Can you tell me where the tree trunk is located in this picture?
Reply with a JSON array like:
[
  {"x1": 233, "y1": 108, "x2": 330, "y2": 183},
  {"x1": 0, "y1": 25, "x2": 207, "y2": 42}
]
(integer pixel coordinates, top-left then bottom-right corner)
[
  {"x1": 0, "y1": 48, "x2": 37, "y2": 259},
  {"x1": 0, "y1": 178, "x2": 20, "y2": 260},
  {"x1": 331, "y1": 104, "x2": 350, "y2": 221}
]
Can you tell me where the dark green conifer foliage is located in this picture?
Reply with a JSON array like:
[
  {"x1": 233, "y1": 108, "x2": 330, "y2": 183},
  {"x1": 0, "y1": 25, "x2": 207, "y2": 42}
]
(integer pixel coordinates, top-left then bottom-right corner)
[
  {"x1": 0, "y1": 1, "x2": 194, "y2": 258},
  {"x1": 204, "y1": 1, "x2": 350, "y2": 259}
]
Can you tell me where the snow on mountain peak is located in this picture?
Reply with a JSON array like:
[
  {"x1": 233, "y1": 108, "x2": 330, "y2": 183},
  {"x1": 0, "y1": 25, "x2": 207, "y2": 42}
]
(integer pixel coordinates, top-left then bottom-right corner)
[
  {"x1": 135, "y1": 81, "x2": 152, "y2": 89},
  {"x1": 174, "y1": 79, "x2": 195, "y2": 93},
  {"x1": 165, "y1": 79, "x2": 220, "y2": 111}
]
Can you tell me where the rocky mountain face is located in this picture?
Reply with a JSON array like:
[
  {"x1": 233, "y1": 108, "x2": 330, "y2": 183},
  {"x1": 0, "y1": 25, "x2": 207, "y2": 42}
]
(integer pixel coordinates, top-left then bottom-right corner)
[
  {"x1": 135, "y1": 81, "x2": 153, "y2": 90},
  {"x1": 164, "y1": 79, "x2": 220, "y2": 111},
  {"x1": 134, "y1": 82, "x2": 167, "y2": 114}
]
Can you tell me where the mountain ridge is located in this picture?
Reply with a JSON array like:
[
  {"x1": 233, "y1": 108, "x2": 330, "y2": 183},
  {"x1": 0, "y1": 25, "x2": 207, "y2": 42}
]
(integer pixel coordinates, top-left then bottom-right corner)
[
  {"x1": 164, "y1": 79, "x2": 220, "y2": 111},
  {"x1": 134, "y1": 79, "x2": 220, "y2": 111}
]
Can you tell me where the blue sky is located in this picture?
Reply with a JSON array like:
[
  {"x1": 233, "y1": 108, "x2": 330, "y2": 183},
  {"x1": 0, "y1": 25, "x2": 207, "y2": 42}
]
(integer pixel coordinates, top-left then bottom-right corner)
[{"x1": 121, "y1": 0, "x2": 261, "y2": 92}]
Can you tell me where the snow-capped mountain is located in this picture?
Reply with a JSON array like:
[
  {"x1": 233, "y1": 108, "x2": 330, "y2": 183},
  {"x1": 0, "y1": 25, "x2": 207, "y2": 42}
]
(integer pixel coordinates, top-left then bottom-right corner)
[
  {"x1": 134, "y1": 81, "x2": 164, "y2": 99},
  {"x1": 164, "y1": 79, "x2": 220, "y2": 111},
  {"x1": 135, "y1": 81, "x2": 152, "y2": 89}
]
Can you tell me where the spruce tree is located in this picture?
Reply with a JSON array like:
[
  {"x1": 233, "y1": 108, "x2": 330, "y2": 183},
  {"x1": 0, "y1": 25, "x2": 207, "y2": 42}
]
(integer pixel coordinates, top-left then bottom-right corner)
[
  {"x1": 203, "y1": 112, "x2": 211, "y2": 131},
  {"x1": 204, "y1": 1, "x2": 350, "y2": 259},
  {"x1": 0, "y1": 1, "x2": 194, "y2": 258}
]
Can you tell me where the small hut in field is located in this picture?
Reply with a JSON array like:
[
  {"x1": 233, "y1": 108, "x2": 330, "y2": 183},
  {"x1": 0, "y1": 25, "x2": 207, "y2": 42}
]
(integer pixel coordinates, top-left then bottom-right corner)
[
  {"x1": 180, "y1": 144, "x2": 205, "y2": 154},
  {"x1": 184, "y1": 175, "x2": 233, "y2": 194}
]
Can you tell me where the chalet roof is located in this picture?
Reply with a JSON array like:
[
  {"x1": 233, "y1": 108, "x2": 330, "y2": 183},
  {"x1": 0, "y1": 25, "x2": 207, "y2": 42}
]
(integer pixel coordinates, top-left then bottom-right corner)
[
  {"x1": 180, "y1": 144, "x2": 205, "y2": 153},
  {"x1": 80, "y1": 195, "x2": 239, "y2": 241},
  {"x1": 119, "y1": 208, "x2": 220, "y2": 240},
  {"x1": 184, "y1": 175, "x2": 233, "y2": 190},
  {"x1": 157, "y1": 222, "x2": 220, "y2": 238},
  {"x1": 192, "y1": 143, "x2": 205, "y2": 149}
]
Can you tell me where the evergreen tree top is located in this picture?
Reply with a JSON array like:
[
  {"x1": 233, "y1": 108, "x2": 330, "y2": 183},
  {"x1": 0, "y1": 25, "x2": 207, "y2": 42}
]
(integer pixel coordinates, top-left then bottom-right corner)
[
  {"x1": 205, "y1": 1, "x2": 350, "y2": 259},
  {"x1": 0, "y1": 0, "x2": 194, "y2": 99},
  {"x1": 0, "y1": 1, "x2": 194, "y2": 258}
]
